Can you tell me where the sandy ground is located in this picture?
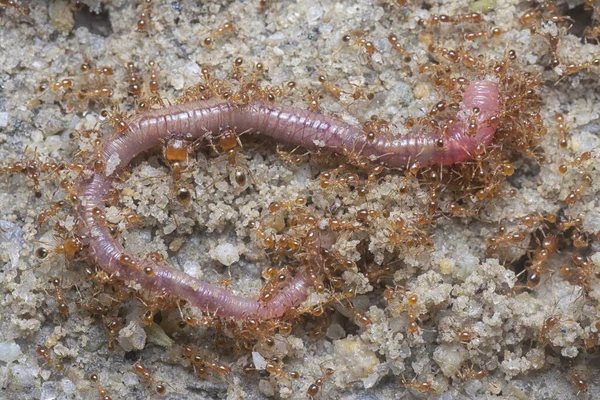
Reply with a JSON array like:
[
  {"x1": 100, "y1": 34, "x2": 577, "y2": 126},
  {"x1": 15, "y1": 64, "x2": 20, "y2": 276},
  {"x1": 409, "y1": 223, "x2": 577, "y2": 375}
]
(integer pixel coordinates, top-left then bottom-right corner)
[{"x1": 1, "y1": 0, "x2": 600, "y2": 399}]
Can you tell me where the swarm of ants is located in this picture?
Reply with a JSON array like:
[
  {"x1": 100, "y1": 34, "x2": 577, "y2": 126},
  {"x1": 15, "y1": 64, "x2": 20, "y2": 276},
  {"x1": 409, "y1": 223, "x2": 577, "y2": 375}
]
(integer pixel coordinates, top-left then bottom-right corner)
[{"x1": 1, "y1": 0, "x2": 600, "y2": 398}]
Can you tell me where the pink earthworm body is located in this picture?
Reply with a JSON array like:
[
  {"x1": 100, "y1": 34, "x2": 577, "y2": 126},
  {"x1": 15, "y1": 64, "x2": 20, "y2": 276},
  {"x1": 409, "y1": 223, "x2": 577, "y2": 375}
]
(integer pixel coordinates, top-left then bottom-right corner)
[{"x1": 76, "y1": 80, "x2": 500, "y2": 320}]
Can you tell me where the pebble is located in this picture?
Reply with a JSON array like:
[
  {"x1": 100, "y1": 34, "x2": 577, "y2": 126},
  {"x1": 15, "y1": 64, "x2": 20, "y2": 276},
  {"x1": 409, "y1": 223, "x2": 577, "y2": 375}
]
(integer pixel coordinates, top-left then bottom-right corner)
[
  {"x1": 118, "y1": 321, "x2": 147, "y2": 352},
  {"x1": 213, "y1": 243, "x2": 240, "y2": 266},
  {"x1": 0, "y1": 341, "x2": 22, "y2": 363},
  {"x1": 306, "y1": 6, "x2": 323, "y2": 24},
  {"x1": 0, "y1": 112, "x2": 9, "y2": 128}
]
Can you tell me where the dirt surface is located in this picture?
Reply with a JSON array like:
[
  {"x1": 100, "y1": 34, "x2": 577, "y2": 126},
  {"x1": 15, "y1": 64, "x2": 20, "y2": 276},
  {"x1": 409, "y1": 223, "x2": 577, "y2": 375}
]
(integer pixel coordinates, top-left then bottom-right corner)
[{"x1": 1, "y1": 0, "x2": 600, "y2": 399}]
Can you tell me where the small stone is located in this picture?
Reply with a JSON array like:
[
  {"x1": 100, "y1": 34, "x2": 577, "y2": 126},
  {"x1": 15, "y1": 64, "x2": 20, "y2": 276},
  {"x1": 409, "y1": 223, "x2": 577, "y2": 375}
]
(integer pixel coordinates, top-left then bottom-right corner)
[
  {"x1": 49, "y1": 0, "x2": 74, "y2": 34},
  {"x1": 470, "y1": 0, "x2": 496, "y2": 13},
  {"x1": 433, "y1": 344, "x2": 468, "y2": 377},
  {"x1": 122, "y1": 372, "x2": 139, "y2": 388},
  {"x1": 306, "y1": 6, "x2": 323, "y2": 24},
  {"x1": 364, "y1": 372, "x2": 380, "y2": 389},
  {"x1": 53, "y1": 343, "x2": 77, "y2": 358},
  {"x1": 0, "y1": 112, "x2": 9, "y2": 128},
  {"x1": 118, "y1": 321, "x2": 147, "y2": 352},
  {"x1": 10, "y1": 364, "x2": 36, "y2": 389},
  {"x1": 464, "y1": 379, "x2": 483, "y2": 396},
  {"x1": 183, "y1": 261, "x2": 202, "y2": 279},
  {"x1": 561, "y1": 346, "x2": 579, "y2": 358},
  {"x1": 259, "y1": 379, "x2": 275, "y2": 397},
  {"x1": 252, "y1": 351, "x2": 266, "y2": 370},
  {"x1": 105, "y1": 153, "x2": 121, "y2": 176},
  {"x1": 60, "y1": 378, "x2": 76, "y2": 395},
  {"x1": 40, "y1": 381, "x2": 59, "y2": 400},
  {"x1": 0, "y1": 341, "x2": 22, "y2": 363},
  {"x1": 212, "y1": 243, "x2": 239, "y2": 266},
  {"x1": 334, "y1": 338, "x2": 379, "y2": 382},
  {"x1": 326, "y1": 323, "x2": 346, "y2": 340},
  {"x1": 413, "y1": 82, "x2": 430, "y2": 99},
  {"x1": 145, "y1": 323, "x2": 175, "y2": 348},
  {"x1": 439, "y1": 258, "x2": 454, "y2": 275}
]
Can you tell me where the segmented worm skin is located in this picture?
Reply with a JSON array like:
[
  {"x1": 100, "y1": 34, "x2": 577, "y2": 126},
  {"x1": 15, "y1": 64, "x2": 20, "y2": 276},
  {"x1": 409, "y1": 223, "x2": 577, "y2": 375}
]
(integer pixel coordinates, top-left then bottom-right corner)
[{"x1": 76, "y1": 80, "x2": 499, "y2": 320}]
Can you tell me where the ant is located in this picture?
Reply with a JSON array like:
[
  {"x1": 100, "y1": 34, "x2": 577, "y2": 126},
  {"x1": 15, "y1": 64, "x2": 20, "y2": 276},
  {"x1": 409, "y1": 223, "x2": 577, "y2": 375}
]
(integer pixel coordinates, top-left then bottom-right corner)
[
  {"x1": 161, "y1": 131, "x2": 199, "y2": 204},
  {"x1": 48, "y1": 277, "x2": 69, "y2": 317},
  {"x1": 203, "y1": 21, "x2": 236, "y2": 47},
  {"x1": 181, "y1": 344, "x2": 231, "y2": 378},
  {"x1": 341, "y1": 31, "x2": 378, "y2": 63},
  {"x1": 90, "y1": 372, "x2": 113, "y2": 400},
  {"x1": 132, "y1": 361, "x2": 168, "y2": 395},
  {"x1": 208, "y1": 126, "x2": 252, "y2": 187},
  {"x1": 306, "y1": 367, "x2": 334, "y2": 399},
  {"x1": 401, "y1": 375, "x2": 434, "y2": 393},
  {"x1": 36, "y1": 345, "x2": 64, "y2": 372}
]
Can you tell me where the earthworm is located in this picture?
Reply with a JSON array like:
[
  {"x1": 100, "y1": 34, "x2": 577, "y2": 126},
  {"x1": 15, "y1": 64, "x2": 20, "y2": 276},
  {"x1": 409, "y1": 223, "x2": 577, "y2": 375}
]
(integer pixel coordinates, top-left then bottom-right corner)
[{"x1": 76, "y1": 80, "x2": 499, "y2": 320}]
